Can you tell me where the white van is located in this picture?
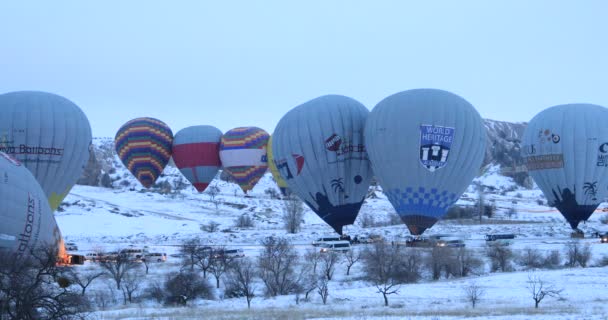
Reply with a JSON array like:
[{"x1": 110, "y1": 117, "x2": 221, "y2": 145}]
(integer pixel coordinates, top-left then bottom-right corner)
[
  {"x1": 312, "y1": 236, "x2": 342, "y2": 246},
  {"x1": 319, "y1": 241, "x2": 351, "y2": 253}
]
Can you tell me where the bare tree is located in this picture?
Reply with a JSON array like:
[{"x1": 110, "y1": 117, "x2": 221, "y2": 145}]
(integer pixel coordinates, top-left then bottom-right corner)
[
  {"x1": 121, "y1": 269, "x2": 144, "y2": 304},
  {"x1": 295, "y1": 253, "x2": 321, "y2": 303},
  {"x1": 463, "y1": 282, "x2": 484, "y2": 308},
  {"x1": 180, "y1": 238, "x2": 202, "y2": 272},
  {"x1": 486, "y1": 242, "x2": 513, "y2": 272},
  {"x1": 344, "y1": 248, "x2": 361, "y2": 276},
  {"x1": 99, "y1": 251, "x2": 141, "y2": 290},
  {"x1": 206, "y1": 185, "x2": 221, "y2": 212},
  {"x1": 543, "y1": 250, "x2": 562, "y2": 269},
  {"x1": 518, "y1": 247, "x2": 544, "y2": 269},
  {"x1": 304, "y1": 248, "x2": 322, "y2": 274},
  {"x1": 206, "y1": 185, "x2": 220, "y2": 202},
  {"x1": 526, "y1": 273, "x2": 563, "y2": 308},
  {"x1": 225, "y1": 258, "x2": 257, "y2": 309},
  {"x1": 61, "y1": 266, "x2": 104, "y2": 296},
  {"x1": 0, "y1": 247, "x2": 90, "y2": 320},
  {"x1": 426, "y1": 246, "x2": 458, "y2": 280},
  {"x1": 317, "y1": 276, "x2": 330, "y2": 305},
  {"x1": 283, "y1": 194, "x2": 305, "y2": 233},
  {"x1": 257, "y1": 237, "x2": 299, "y2": 296},
  {"x1": 362, "y1": 241, "x2": 415, "y2": 306},
  {"x1": 320, "y1": 252, "x2": 340, "y2": 281},
  {"x1": 145, "y1": 281, "x2": 165, "y2": 304},
  {"x1": 209, "y1": 249, "x2": 234, "y2": 288},
  {"x1": 455, "y1": 247, "x2": 483, "y2": 277},
  {"x1": 194, "y1": 247, "x2": 213, "y2": 279},
  {"x1": 201, "y1": 221, "x2": 221, "y2": 233},
  {"x1": 564, "y1": 242, "x2": 592, "y2": 268}
]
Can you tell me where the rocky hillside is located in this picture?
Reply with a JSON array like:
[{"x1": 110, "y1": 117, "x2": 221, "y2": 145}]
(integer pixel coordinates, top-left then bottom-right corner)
[
  {"x1": 482, "y1": 119, "x2": 530, "y2": 187},
  {"x1": 78, "y1": 119, "x2": 530, "y2": 189}
]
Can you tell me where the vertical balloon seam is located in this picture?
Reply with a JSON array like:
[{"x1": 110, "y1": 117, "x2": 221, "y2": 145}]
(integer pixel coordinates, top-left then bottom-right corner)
[{"x1": 301, "y1": 105, "x2": 321, "y2": 209}]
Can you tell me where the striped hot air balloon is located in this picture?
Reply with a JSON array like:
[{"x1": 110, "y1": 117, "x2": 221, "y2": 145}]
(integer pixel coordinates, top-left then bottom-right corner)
[
  {"x1": 115, "y1": 118, "x2": 173, "y2": 188},
  {"x1": 172, "y1": 125, "x2": 222, "y2": 192},
  {"x1": 219, "y1": 127, "x2": 269, "y2": 193}
]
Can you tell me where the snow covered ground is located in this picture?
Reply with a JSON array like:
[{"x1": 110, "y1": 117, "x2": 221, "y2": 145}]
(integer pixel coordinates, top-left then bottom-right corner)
[{"x1": 54, "y1": 162, "x2": 608, "y2": 319}]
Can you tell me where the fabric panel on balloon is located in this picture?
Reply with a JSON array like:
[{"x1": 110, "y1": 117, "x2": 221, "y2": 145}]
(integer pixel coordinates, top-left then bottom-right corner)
[
  {"x1": 172, "y1": 142, "x2": 220, "y2": 192},
  {"x1": 365, "y1": 89, "x2": 486, "y2": 235},
  {"x1": 0, "y1": 91, "x2": 92, "y2": 211},
  {"x1": 0, "y1": 152, "x2": 60, "y2": 255},
  {"x1": 219, "y1": 127, "x2": 269, "y2": 192},
  {"x1": 115, "y1": 118, "x2": 173, "y2": 188},
  {"x1": 522, "y1": 104, "x2": 608, "y2": 229},
  {"x1": 272, "y1": 95, "x2": 372, "y2": 235}
]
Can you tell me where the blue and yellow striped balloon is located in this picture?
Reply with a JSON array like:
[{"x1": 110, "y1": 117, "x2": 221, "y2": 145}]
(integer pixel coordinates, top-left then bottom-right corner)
[
  {"x1": 219, "y1": 127, "x2": 269, "y2": 193},
  {"x1": 115, "y1": 117, "x2": 173, "y2": 188}
]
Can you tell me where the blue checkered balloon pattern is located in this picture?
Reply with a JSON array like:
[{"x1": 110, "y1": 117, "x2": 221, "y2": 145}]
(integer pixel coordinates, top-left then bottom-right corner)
[{"x1": 385, "y1": 187, "x2": 458, "y2": 218}]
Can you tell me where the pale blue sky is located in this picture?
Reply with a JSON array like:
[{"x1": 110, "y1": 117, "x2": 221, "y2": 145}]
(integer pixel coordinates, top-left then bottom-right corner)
[{"x1": 1, "y1": 1, "x2": 606, "y2": 137}]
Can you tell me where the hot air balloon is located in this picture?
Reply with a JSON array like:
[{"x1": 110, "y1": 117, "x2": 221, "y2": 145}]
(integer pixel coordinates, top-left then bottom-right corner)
[
  {"x1": 0, "y1": 152, "x2": 62, "y2": 256},
  {"x1": 365, "y1": 89, "x2": 486, "y2": 235},
  {"x1": 172, "y1": 125, "x2": 222, "y2": 192},
  {"x1": 115, "y1": 117, "x2": 173, "y2": 188},
  {"x1": 0, "y1": 91, "x2": 92, "y2": 211},
  {"x1": 272, "y1": 95, "x2": 372, "y2": 235},
  {"x1": 219, "y1": 127, "x2": 269, "y2": 194},
  {"x1": 522, "y1": 104, "x2": 608, "y2": 231},
  {"x1": 267, "y1": 136, "x2": 289, "y2": 196}
]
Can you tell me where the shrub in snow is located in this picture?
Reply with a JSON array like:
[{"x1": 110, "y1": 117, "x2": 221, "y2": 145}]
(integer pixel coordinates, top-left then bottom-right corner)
[
  {"x1": 564, "y1": 242, "x2": 592, "y2": 268},
  {"x1": 485, "y1": 242, "x2": 514, "y2": 272},
  {"x1": 235, "y1": 214, "x2": 255, "y2": 228},
  {"x1": 164, "y1": 272, "x2": 214, "y2": 303}
]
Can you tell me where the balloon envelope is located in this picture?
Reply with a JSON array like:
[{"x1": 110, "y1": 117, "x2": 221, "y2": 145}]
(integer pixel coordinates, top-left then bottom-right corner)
[
  {"x1": 115, "y1": 117, "x2": 173, "y2": 188},
  {"x1": 272, "y1": 95, "x2": 372, "y2": 234},
  {"x1": 0, "y1": 91, "x2": 92, "y2": 211},
  {"x1": 172, "y1": 125, "x2": 222, "y2": 192},
  {"x1": 0, "y1": 152, "x2": 61, "y2": 256},
  {"x1": 365, "y1": 89, "x2": 486, "y2": 235},
  {"x1": 267, "y1": 136, "x2": 289, "y2": 196},
  {"x1": 522, "y1": 104, "x2": 608, "y2": 229},
  {"x1": 219, "y1": 127, "x2": 269, "y2": 193}
]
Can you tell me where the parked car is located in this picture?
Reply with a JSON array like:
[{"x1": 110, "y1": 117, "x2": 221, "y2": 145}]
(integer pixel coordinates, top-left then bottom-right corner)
[
  {"x1": 65, "y1": 242, "x2": 78, "y2": 251},
  {"x1": 319, "y1": 241, "x2": 351, "y2": 253},
  {"x1": 312, "y1": 236, "x2": 342, "y2": 246},
  {"x1": 143, "y1": 252, "x2": 167, "y2": 262},
  {"x1": 212, "y1": 248, "x2": 245, "y2": 259},
  {"x1": 85, "y1": 252, "x2": 101, "y2": 262},
  {"x1": 436, "y1": 239, "x2": 465, "y2": 248}
]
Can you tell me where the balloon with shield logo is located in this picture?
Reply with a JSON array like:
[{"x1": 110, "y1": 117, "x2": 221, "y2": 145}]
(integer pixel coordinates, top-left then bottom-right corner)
[
  {"x1": 365, "y1": 89, "x2": 486, "y2": 235},
  {"x1": 172, "y1": 125, "x2": 222, "y2": 192},
  {"x1": 522, "y1": 104, "x2": 608, "y2": 232},
  {"x1": 115, "y1": 117, "x2": 174, "y2": 188},
  {"x1": 0, "y1": 152, "x2": 62, "y2": 256},
  {"x1": 0, "y1": 91, "x2": 92, "y2": 211},
  {"x1": 219, "y1": 127, "x2": 269, "y2": 194},
  {"x1": 272, "y1": 95, "x2": 372, "y2": 235}
]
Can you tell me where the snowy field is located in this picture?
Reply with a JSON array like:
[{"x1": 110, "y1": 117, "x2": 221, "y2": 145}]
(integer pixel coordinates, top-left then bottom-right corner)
[{"x1": 54, "y1": 155, "x2": 608, "y2": 319}]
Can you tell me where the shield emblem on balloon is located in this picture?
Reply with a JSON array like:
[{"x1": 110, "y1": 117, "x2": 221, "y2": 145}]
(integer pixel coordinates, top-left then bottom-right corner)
[{"x1": 419, "y1": 124, "x2": 455, "y2": 172}]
